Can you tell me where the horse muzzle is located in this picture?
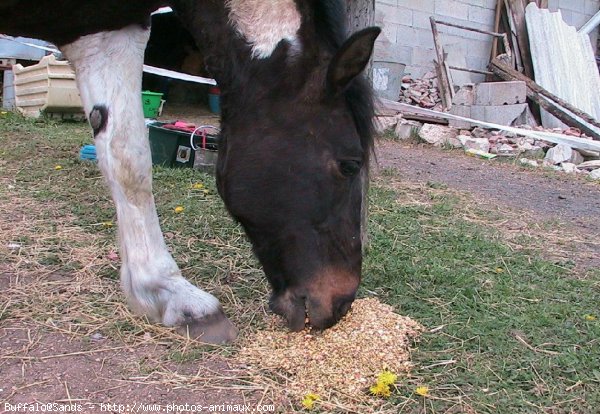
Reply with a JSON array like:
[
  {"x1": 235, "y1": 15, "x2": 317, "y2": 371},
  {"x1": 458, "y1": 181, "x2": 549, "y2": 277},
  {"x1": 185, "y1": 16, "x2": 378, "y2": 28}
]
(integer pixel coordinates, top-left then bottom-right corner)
[{"x1": 269, "y1": 267, "x2": 359, "y2": 331}]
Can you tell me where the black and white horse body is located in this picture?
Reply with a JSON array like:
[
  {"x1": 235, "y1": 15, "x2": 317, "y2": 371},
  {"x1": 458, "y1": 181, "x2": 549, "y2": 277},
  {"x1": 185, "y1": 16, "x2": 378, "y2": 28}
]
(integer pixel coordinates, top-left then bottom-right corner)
[{"x1": 0, "y1": 1, "x2": 380, "y2": 343}]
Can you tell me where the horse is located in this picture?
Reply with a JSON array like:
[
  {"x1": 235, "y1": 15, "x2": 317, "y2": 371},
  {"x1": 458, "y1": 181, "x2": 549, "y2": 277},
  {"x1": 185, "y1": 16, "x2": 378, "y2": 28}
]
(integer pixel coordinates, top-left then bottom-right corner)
[{"x1": 0, "y1": 0, "x2": 380, "y2": 344}]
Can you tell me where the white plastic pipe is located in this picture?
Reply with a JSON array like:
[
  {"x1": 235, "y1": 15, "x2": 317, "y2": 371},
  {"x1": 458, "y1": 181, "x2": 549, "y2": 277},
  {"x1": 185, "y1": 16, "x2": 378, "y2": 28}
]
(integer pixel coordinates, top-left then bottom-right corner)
[{"x1": 579, "y1": 10, "x2": 600, "y2": 35}]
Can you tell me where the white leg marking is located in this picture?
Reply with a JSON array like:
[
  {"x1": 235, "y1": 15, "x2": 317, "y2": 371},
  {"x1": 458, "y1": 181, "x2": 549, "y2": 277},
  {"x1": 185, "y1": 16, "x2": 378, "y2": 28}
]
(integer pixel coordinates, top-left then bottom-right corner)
[
  {"x1": 60, "y1": 26, "x2": 225, "y2": 333},
  {"x1": 226, "y1": 0, "x2": 302, "y2": 58}
]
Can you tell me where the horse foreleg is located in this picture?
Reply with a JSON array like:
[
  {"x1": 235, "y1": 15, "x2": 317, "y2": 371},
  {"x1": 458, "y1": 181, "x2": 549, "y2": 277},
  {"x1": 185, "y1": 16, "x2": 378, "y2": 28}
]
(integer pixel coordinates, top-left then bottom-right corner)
[{"x1": 60, "y1": 25, "x2": 237, "y2": 343}]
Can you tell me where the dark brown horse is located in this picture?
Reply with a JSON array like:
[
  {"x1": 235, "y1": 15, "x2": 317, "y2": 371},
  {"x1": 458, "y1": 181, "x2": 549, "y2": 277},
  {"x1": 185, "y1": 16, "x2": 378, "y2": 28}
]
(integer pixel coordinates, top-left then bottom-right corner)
[{"x1": 0, "y1": 0, "x2": 380, "y2": 343}]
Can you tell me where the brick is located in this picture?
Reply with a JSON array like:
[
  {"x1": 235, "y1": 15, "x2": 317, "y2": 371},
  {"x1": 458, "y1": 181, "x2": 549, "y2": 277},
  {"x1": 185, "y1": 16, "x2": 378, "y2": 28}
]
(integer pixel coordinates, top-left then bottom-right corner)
[
  {"x1": 470, "y1": 103, "x2": 528, "y2": 126},
  {"x1": 474, "y1": 81, "x2": 527, "y2": 106}
]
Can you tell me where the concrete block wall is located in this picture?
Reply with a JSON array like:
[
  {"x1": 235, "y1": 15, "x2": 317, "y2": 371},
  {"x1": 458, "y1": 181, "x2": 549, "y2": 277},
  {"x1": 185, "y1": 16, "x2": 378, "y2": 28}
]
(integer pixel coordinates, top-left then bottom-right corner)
[{"x1": 374, "y1": 0, "x2": 600, "y2": 86}]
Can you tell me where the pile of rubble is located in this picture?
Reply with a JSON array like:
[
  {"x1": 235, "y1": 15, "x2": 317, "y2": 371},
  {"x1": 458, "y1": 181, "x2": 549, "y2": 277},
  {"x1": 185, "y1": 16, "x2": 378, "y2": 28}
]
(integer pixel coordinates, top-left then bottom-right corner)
[
  {"x1": 376, "y1": 114, "x2": 600, "y2": 181},
  {"x1": 398, "y1": 73, "x2": 443, "y2": 112}
]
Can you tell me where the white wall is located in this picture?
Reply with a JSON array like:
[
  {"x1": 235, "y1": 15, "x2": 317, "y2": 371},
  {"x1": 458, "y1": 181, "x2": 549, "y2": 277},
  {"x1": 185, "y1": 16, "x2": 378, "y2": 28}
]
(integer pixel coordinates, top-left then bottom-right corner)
[{"x1": 374, "y1": 0, "x2": 600, "y2": 85}]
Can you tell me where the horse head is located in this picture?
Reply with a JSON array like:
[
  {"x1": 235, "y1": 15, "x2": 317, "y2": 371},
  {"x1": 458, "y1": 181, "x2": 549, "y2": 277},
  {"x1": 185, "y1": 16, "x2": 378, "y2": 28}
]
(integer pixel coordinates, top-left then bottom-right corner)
[{"x1": 179, "y1": 0, "x2": 380, "y2": 331}]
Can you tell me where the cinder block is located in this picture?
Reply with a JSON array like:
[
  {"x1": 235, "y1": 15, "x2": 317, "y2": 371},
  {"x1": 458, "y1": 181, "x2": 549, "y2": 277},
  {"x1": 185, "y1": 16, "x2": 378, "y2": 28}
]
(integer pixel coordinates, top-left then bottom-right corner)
[
  {"x1": 584, "y1": 0, "x2": 599, "y2": 15},
  {"x1": 395, "y1": 25, "x2": 421, "y2": 47},
  {"x1": 449, "y1": 105, "x2": 472, "y2": 129},
  {"x1": 453, "y1": 85, "x2": 475, "y2": 106},
  {"x1": 468, "y1": 5, "x2": 496, "y2": 25},
  {"x1": 411, "y1": 47, "x2": 436, "y2": 66},
  {"x1": 398, "y1": 0, "x2": 434, "y2": 13},
  {"x1": 434, "y1": 0, "x2": 469, "y2": 20},
  {"x1": 558, "y1": 0, "x2": 583, "y2": 12},
  {"x1": 474, "y1": 81, "x2": 527, "y2": 106},
  {"x1": 374, "y1": 43, "x2": 412, "y2": 64},
  {"x1": 412, "y1": 10, "x2": 433, "y2": 29},
  {"x1": 376, "y1": 4, "x2": 413, "y2": 26},
  {"x1": 470, "y1": 103, "x2": 528, "y2": 126},
  {"x1": 380, "y1": 21, "x2": 398, "y2": 43}
]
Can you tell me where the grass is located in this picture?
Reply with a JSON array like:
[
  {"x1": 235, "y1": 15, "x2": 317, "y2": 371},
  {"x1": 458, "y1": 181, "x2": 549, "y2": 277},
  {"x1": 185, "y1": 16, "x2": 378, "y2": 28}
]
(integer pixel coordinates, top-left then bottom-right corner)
[
  {"x1": 363, "y1": 182, "x2": 600, "y2": 413},
  {"x1": 1, "y1": 112, "x2": 599, "y2": 413}
]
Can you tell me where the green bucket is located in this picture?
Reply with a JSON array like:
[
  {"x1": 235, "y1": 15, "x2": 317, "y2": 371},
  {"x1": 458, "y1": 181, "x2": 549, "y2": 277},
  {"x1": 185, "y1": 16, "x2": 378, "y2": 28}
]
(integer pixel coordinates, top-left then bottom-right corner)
[{"x1": 142, "y1": 91, "x2": 163, "y2": 118}]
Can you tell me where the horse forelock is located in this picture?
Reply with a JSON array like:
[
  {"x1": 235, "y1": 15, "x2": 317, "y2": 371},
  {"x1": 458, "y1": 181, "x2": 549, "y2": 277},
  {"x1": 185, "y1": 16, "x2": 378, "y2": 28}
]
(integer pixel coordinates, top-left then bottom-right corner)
[{"x1": 226, "y1": 0, "x2": 302, "y2": 59}]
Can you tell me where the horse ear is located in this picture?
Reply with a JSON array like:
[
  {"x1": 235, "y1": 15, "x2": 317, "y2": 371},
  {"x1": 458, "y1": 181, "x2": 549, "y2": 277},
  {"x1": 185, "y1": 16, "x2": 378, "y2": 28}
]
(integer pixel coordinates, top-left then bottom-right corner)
[{"x1": 327, "y1": 27, "x2": 381, "y2": 95}]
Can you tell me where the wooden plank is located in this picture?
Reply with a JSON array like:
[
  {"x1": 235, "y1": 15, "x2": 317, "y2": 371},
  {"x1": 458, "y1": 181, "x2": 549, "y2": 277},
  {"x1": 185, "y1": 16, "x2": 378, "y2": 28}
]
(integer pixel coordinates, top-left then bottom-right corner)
[
  {"x1": 488, "y1": 0, "x2": 505, "y2": 81},
  {"x1": 429, "y1": 17, "x2": 453, "y2": 110},
  {"x1": 506, "y1": 0, "x2": 535, "y2": 79},
  {"x1": 490, "y1": 0, "x2": 504, "y2": 59}
]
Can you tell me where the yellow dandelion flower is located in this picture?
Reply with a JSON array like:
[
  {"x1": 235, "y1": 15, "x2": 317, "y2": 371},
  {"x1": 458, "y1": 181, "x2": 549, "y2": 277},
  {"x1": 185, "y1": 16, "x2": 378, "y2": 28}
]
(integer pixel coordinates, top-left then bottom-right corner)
[
  {"x1": 584, "y1": 314, "x2": 597, "y2": 321},
  {"x1": 495, "y1": 267, "x2": 504, "y2": 274},
  {"x1": 203, "y1": 189, "x2": 210, "y2": 194},
  {"x1": 415, "y1": 386, "x2": 429, "y2": 397},
  {"x1": 301, "y1": 393, "x2": 320, "y2": 410},
  {"x1": 54, "y1": 165, "x2": 63, "y2": 170},
  {"x1": 377, "y1": 370, "x2": 398, "y2": 386},
  {"x1": 1, "y1": 111, "x2": 7, "y2": 115},
  {"x1": 369, "y1": 382, "x2": 391, "y2": 398},
  {"x1": 192, "y1": 183, "x2": 204, "y2": 189},
  {"x1": 102, "y1": 221, "x2": 113, "y2": 228},
  {"x1": 174, "y1": 206, "x2": 185, "y2": 214}
]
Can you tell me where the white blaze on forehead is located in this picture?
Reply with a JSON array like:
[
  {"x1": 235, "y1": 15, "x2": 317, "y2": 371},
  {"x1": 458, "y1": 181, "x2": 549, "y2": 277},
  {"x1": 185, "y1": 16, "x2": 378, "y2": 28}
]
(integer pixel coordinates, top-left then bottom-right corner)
[{"x1": 226, "y1": 0, "x2": 302, "y2": 58}]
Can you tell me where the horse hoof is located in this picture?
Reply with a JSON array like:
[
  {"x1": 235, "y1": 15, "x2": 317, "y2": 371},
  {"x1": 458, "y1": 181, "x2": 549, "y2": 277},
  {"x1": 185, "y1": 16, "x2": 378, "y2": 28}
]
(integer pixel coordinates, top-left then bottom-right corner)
[{"x1": 177, "y1": 308, "x2": 239, "y2": 344}]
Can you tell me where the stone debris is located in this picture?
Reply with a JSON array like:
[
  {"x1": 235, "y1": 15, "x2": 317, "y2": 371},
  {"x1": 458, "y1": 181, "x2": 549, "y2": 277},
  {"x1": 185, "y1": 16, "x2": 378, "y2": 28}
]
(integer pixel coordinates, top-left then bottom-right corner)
[
  {"x1": 398, "y1": 73, "x2": 443, "y2": 111},
  {"x1": 458, "y1": 135, "x2": 490, "y2": 153},
  {"x1": 520, "y1": 158, "x2": 539, "y2": 168},
  {"x1": 381, "y1": 72, "x2": 599, "y2": 179},
  {"x1": 380, "y1": 113, "x2": 599, "y2": 178},
  {"x1": 418, "y1": 124, "x2": 460, "y2": 147},
  {"x1": 561, "y1": 162, "x2": 579, "y2": 174},
  {"x1": 394, "y1": 119, "x2": 422, "y2": 140},
  {"x1": 578, "y1": 149, "x2": 600, "y2": 159},
  {"x1": 375, "y1": 114, "x2": 402, "y2": 134},
  {"x1": 589, "y1": 169, "x2": 600, "y2": 180},
  {"x1": 544, "y1": 143, "x2": 585, "y2": 165},
  {"x1": 576, "y1": 160, "x2": 600, "y2": 170}
]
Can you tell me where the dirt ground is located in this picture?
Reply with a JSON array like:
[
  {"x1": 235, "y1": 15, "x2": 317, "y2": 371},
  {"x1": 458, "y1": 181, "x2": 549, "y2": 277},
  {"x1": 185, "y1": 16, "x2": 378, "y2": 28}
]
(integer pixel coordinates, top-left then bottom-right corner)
[{"x1": 375, "y1": 140, "x2": 600, "y2": 271}]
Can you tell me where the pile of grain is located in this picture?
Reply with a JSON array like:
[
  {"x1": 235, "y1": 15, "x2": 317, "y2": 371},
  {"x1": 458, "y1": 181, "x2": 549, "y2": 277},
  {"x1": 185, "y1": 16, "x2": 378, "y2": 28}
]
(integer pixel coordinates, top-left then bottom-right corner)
[{"x1": 239, "y1": 298, "x2": 423, "y2": 405}]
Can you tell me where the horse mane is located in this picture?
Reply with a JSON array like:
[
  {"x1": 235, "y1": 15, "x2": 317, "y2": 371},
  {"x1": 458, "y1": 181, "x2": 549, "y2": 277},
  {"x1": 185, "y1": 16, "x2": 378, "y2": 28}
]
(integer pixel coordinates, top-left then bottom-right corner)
[{"x1": 313, "y1": 0, "x2": 376, "y2": 166}]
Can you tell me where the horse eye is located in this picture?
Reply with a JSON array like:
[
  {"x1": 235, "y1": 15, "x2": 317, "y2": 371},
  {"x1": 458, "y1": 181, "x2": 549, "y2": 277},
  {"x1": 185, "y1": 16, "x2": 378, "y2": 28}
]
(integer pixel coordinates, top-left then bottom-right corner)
[{"x1": 338, "y1": 159, "x2": 362, "y2": 177}]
